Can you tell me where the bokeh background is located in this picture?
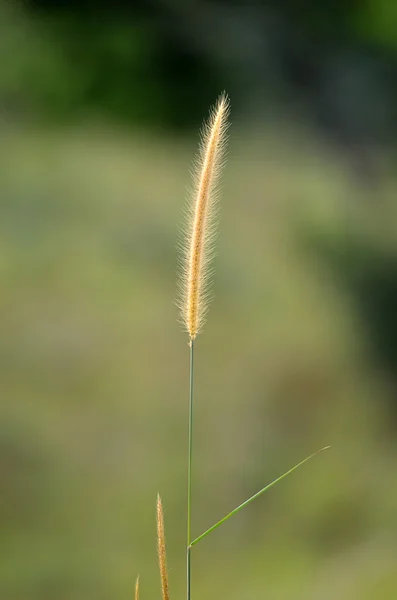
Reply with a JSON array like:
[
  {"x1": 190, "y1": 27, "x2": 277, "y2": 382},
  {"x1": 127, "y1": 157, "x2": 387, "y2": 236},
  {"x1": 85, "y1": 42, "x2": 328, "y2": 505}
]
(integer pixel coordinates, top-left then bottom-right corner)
[{"x1": 1, "y1": 1, "x2": 397, "y2": 599}]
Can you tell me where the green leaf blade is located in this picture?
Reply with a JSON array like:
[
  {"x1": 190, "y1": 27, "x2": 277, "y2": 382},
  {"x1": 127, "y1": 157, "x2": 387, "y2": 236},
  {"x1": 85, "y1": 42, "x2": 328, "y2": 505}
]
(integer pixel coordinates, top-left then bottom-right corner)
[{"x1": 190, "y1": 446, "x2": 330, "y2": 547}]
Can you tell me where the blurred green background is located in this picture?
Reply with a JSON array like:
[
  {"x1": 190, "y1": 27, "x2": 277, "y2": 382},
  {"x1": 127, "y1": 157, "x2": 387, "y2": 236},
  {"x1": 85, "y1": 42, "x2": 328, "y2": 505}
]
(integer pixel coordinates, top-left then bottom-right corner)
[{"x1": 1, "y1": 1, "x2": 397, "y2": 598}]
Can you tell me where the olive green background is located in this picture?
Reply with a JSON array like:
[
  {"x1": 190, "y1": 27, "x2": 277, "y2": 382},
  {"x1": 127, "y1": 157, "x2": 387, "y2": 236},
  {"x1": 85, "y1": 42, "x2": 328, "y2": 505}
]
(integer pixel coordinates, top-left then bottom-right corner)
[{"x1": 1, "y1": 2, "x2": 397, "y2": 599}]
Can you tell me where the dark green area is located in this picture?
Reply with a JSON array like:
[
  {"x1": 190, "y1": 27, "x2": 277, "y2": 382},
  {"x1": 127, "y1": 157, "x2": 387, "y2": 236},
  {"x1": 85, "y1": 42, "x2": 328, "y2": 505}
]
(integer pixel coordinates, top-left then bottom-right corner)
[{"x1": 1, "y1": 0, "x2": 397, "y2": 136}]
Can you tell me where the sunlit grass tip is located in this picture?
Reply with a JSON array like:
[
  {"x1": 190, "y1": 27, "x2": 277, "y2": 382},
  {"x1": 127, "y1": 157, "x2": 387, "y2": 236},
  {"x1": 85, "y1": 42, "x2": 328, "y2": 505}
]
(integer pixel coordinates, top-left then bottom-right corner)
[
  {"x1": 157, "y1": 494, "x2": 170, "y2": 600},
  {"x1": 135, "y1": 575, "x2": 140, "y2": 600},
  {"x1": 179, "y1": 92, "x2": 230, "y2": 340}
]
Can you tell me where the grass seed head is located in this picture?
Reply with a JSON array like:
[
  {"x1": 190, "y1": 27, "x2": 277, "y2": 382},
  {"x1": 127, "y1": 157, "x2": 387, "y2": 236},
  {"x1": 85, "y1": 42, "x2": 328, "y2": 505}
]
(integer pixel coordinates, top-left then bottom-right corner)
[
  {"x1": 156, "y1": 494, "x2": 170, "y2": 600},
  {"x1": 179, "y1": 93, "x2": 230, "y2": 340}
]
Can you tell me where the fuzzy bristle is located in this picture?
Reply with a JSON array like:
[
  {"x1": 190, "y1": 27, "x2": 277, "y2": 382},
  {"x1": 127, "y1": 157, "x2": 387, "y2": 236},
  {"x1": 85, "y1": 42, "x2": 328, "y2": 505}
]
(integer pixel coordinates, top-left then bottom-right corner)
[
  {"x1": 135, "y1": 575, "x2": 140, "y2": 600},
  {"x1": 179, "y1": 93, "x2": 230, "y2": 340},
  {"x1": 156, "y1": 495, "x2": 170, "y2": 600}
]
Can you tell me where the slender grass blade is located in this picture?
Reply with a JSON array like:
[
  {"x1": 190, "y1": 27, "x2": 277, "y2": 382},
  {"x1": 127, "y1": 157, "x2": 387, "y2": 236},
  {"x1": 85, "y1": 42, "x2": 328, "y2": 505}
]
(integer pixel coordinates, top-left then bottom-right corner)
[{"x1": 190, "y1": 446, "x2": 330, "y2": 547}]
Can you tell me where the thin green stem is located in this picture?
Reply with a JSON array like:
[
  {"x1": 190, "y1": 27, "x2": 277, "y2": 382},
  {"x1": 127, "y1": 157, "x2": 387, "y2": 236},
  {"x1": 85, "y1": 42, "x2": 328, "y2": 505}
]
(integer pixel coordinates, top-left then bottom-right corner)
[
  {"x1": 187, "y1": 338, "x2": 194, "y2": 600},
  {"x1": 186, "y1": 546, "x2": 191, "y2": 600}
]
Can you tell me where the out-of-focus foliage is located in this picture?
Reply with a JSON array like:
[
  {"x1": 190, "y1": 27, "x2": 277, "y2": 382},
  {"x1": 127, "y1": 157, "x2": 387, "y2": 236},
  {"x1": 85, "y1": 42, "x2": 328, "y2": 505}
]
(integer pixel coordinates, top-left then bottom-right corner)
[
  {"x1": 0, "y1": 1, "x2": 221, "y2": 128},
  {"x1": 1, "y1": 0, "x2": 397, "y2": 137}
]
